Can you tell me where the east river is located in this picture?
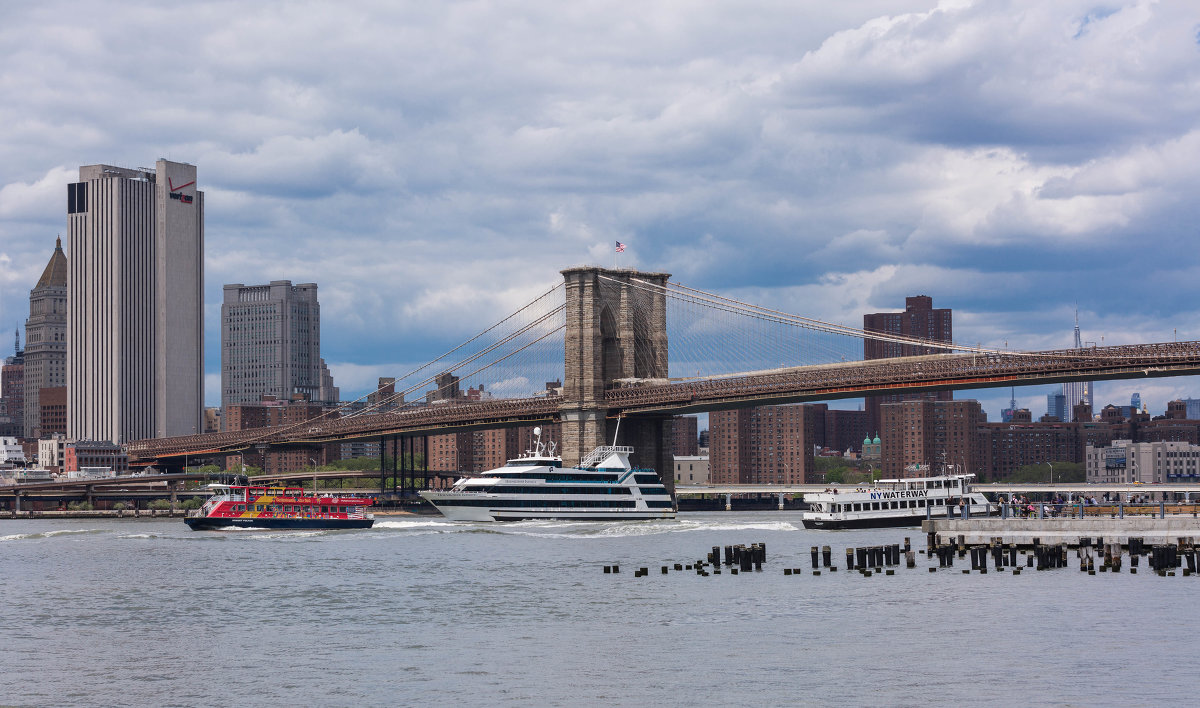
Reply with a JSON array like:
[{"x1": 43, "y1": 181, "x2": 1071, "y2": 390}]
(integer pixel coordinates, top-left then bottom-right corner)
[{"x1": 2, "y1": 512, "x2": 1196, "y2": 707}]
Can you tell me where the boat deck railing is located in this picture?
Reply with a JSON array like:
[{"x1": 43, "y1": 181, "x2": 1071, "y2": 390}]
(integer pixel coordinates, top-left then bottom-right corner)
[{"x1": 579, "y1": 446, "x2": 634, "y2": 469}]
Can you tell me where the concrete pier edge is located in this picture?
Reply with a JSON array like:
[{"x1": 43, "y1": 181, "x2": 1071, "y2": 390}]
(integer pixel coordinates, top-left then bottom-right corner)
[{"x1": 923, "y1": 518, "x2": 1200, "y2": 546}]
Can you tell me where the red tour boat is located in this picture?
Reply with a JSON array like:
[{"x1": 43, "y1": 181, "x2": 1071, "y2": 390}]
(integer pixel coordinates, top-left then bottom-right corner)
[{"x1": 184, "y1": 484, "x2": 375, "y2": 530}]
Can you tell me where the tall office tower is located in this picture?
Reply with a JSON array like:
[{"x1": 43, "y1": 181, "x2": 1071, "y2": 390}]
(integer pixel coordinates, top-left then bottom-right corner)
[
  {"x1": 221, "y1": 281, "x2": 338, "y2": 417},
  {"x1": 1062, "y1": 310, "x2": 1093, "y2": 411},
  {"x1": 1046, "y1": 392, "x2": 1067, "y2": 422},
  {"x1": 23, "y1": 237, "x2": 68, "y2": 438},
  {"x1": 863, "y1": 295, "x2": 953, "y2": 434},
  {"x1": 67, "y1": 160, "x2": 203, "y2": 443}
]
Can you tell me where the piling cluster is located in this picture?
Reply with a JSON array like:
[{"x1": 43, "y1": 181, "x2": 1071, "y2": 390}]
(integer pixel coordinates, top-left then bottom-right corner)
[
  {"x1": 604, "y1": 534, "x2": 1200, "y2": 579},
  {"x1": 924, "y1": 533, "x2": 1200, "y2": 577},
  {"x1": 607, "y1": 542, "x2": 769, "y2": 578}
]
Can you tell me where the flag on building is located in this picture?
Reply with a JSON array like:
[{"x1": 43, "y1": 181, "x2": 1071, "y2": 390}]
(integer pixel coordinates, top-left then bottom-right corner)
[{"x1": 615, "y1": 241, "x2": 626, "y2": 253}]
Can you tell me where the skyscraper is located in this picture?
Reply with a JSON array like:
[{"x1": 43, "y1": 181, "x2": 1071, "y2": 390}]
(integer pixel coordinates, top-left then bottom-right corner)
[
  {"x1": 67, "y1": 160, "x2": 203, "y2": 443},
  {"x1": 863, "y1": 295, "x2": 953, "y2": 434},
  {"x1": 1046, "y1": 392, "x2": 1067, "y2": 422},
  {"x1": 221, "y1": 281, "x2": 338, "y2": 417},
  {"x1": 1062, "y1": 309, "x2": 1093, "y2": 411},
  {"x1": 0, "y1": 335, "x2": 23, "y2": 437},
  {"x1": 23, "y1": 237, "x2": 67, "y2": 438}
]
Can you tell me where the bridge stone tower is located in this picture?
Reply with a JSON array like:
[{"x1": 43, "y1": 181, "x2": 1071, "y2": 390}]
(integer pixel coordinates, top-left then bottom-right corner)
[{"x1": 560, "y1": 266, "x2": 673, "y2": 489}]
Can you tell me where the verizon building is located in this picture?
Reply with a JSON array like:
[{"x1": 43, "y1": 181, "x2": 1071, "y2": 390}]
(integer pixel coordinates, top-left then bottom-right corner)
[{"x1": 67, "y1": 160, "x2": 203, "y2": 443}]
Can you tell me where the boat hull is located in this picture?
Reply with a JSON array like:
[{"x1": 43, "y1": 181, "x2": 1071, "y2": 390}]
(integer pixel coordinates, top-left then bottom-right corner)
[
  {"x1": 801, "y1": 514, "x2": 926, "y2": 530},
  {"x1": 184, "y1": 517, "x2": 374, "y2": 531},
  {"x1": 802, "y1": 509, "x2": 998, "y2": 530},
  {"x1": 419, "y1": 494, "x2": 675, "y2": 522}
]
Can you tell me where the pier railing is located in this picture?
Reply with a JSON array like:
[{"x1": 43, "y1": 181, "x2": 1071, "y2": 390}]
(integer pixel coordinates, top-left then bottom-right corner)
[{"x1": 996, "y1": 502, "x2": 1200, "y2": 520}]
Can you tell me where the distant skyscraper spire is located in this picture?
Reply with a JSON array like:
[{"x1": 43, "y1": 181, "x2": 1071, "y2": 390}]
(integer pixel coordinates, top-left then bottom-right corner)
[
  {"x1": 13, "y1": 328, "x2": 18, "y2": 355},
  {"x1": 1063, "y1": 307, "x2": 1093, "y2": 409}
]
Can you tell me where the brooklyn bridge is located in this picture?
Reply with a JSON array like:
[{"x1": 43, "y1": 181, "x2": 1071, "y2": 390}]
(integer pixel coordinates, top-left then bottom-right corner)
[{"x1": 126, "y1": 266, "x2": 1200, "y2": 491}]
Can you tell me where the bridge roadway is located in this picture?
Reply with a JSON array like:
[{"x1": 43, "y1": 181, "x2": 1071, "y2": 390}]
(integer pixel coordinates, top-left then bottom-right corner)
[
  {"x1": 125, "y1": 340, "x2": 1200, "y2": 465},
  {"x1": 606, "y1": 340, "x2": 1200, "y2": 414}
]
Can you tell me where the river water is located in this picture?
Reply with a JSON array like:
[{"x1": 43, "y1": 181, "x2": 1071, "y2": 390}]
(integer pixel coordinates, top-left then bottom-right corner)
[{"x1": 1, "y1": 511, "x2": 1195, "y2": 707}]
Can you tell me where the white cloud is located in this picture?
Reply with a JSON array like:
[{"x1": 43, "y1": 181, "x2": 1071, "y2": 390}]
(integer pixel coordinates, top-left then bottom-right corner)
[
  {"x1": 4, "y1": 0, "x2": 1200, "y2": 422},
  {"x1": 0, "y1": 166, "x2": 74, "y2": 220}
]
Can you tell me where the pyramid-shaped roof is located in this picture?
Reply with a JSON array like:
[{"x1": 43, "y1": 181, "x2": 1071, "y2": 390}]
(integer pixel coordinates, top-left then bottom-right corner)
[{"x1": 35, "y1": 237, "x2": 67, "y2": 288}]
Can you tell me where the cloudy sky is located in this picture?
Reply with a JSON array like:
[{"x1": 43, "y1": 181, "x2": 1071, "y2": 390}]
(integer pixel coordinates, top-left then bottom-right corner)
[{"x1": 2, "y1": 0, "x2": 1199, "y2": 421}]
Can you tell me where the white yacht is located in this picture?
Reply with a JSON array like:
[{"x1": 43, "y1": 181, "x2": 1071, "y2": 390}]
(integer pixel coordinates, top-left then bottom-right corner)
[
  {"x1": 801, "y1": 473, "x2": 992, "y2": 529},
  {"x1": 418, "y1": 429, "x2": 676, "y2": 521}
]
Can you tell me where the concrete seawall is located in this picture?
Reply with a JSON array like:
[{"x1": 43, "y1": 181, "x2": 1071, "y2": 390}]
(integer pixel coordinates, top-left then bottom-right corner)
[
  {"x1": 4, "y1": 510, "x2": 185, "y2": 520},
  {"x1": 923, "y1": 517, "x2": 1200, "y2": 546}
]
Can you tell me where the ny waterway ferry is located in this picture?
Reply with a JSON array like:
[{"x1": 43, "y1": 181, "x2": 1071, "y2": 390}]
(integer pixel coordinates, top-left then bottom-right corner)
[
  {"x1": 418, "y1": 429, "x2": 676, "y2": 522},
  {"x1": 801, "y1": 473, "x2": 991, "y2": 529},
  {"x1": 184, "y1": 484, "x2": 374, "y2": 530}
]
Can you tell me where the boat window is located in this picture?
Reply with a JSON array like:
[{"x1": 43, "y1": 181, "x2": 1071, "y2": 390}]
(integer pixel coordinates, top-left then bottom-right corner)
[
  {"x1": 872, "y1": 502, "x2": 880, "y2": 511},
  {"x1": 634, "y1": 474, "x2": 662, "y2": 485}
]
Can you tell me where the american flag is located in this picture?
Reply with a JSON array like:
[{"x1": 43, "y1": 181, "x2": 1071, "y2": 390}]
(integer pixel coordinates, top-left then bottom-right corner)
[{"x1": 615, "y1": 241, "x2": 626, "y2": 253}]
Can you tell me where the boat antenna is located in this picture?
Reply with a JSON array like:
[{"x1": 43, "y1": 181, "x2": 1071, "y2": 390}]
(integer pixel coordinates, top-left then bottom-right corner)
[{"x1": 612, "y1": 415, "x2": 622, "y2": 446}]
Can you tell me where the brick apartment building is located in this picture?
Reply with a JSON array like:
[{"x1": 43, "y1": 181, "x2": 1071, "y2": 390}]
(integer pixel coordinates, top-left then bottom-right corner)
[
  {"x1": 64, "y1": 440, "x2": 128, "y2": 474},
  {"x1": 38, "y1": 386, "x2": 66, "y2": 437},
  {"x1": 879, "y1": 399, "x2": 985, "y2": 478},
  {"x1": 672, "y1": 415, "x2": 699, "y2": 456},
  {"x1": 709, "y1": 404, "x2": 820, "y2": 484},
  {"x1": 863, "y1": 295, "x2": 953, "y2": 435},
  {"x1": 429, "y1": 424, "x2": 563, "y2": 473},
  {"x1": 223, "y1": 395, "x2": 341, "y2": 474}
]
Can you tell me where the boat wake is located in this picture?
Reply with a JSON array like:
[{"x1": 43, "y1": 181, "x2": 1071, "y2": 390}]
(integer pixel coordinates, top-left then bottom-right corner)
[
  {"x1": 0, "y1": 528, "x2": 106, "y2": 542},
  {"x1": 369, "y1": 516, "x2": 800, "y2": 539}
]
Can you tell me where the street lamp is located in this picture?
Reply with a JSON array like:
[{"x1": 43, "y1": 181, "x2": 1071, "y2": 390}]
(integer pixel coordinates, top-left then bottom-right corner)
[{"x1": 1045, "y1": 461, "x2": 1054, "y2": 485}]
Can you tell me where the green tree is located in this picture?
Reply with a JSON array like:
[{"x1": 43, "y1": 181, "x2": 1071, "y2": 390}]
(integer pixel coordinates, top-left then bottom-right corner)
[{"x1": 824, "y1": 469, "x2": 846, "y2": 484}]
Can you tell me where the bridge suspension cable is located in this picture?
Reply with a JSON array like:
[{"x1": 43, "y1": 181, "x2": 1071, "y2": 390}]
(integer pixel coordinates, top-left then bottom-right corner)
[{"x1": 596, "y1": 273, "x2": 1131, "y2": 385}]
